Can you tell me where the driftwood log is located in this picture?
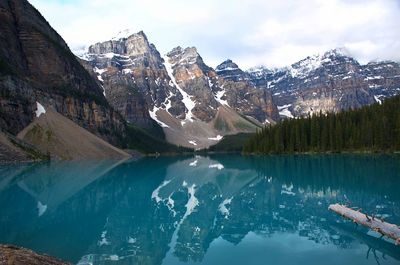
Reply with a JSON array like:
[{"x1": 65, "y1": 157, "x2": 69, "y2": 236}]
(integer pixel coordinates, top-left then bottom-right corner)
[{"x1": 329, "y1": 203, "x2": 400, "y2": 245}]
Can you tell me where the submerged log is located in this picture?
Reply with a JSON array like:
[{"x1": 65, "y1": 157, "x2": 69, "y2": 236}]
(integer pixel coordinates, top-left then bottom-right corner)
[{"x1": 329, "y1": 203, "x2": 400, "y2": 245}]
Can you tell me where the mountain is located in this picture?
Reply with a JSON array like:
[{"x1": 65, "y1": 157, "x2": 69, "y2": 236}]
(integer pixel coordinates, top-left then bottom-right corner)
[
  {"x1": 362, "y1": 61, "x2": 400, "y2": 101},
  {"x1": 247, "y1": 48, "x2": 400, "y2": 118},
  {"x1": 215, "y1": 59, "x2": 249, "y2": 82},
  {"x1": 81, "y1": 32, "x2": 278, "y2": 149},
  {"x1": 214, "y1": 59, "x2": 279, "y2": 122},
  {"x1": 81, "y1": 31, "x2": 400, "y2": 149},
  {"x1": 0, "y1": 0, "x2": 126, "y2": 146},
  {"x1": 3, "y1": 0, "x2": 397, "y2": 154}
]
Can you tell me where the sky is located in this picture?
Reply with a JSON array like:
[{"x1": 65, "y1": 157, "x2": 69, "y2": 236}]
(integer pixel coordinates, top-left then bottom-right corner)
[{"x1": 30, "y1": 0, "x2": 400, "y2": 69}]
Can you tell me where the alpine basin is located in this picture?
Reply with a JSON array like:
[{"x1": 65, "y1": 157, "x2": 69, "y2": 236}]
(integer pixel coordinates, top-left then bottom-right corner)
[{"x1": 0, "y1": 155, "x2": 399, "y2": 265}]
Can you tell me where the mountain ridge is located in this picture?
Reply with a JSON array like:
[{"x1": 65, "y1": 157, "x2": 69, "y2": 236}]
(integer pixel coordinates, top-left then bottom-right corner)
[
  {"x1": 78, "y1": 30, "x2": 400, "y2": 148},
  {"x1": 79, "y1": 31, "x2": 277, "y2": 148}
]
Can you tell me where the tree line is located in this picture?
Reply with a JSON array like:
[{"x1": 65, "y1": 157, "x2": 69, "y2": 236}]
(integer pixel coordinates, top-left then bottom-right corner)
[{"x1": 243, "y1": 96, "x2": 400, "y2": 154}]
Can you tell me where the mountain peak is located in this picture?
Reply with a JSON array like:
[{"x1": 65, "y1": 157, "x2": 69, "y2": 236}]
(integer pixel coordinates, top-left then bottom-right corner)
[
  {"x1": 167, "y1": 46, "x2": 183, "y2": 56},
  {"x1": 111, "y1": 28, "x2": 145, "y2": 41},
  {"x1": 288, "y1": 47, "x2": 356, "y2": 78},
  {"x1": 215, "y1": 59, "x2": 249, "y2": 82},
  {"x1": 324, "y1": 47, "x2": 352, "y2": 58},
  {"x1": 166, "y1": 46, "x2": 201, "y2": 66},
  {"x1": 87, "y1": 30, "x2": 154, "y2": 58},
  {"x1": 216, "y1": 59, "x2": 240, "y2": 72}
]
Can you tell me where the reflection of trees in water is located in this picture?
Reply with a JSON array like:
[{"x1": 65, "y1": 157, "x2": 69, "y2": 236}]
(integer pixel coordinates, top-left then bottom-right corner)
[
  {"x1": 71, "y1": 156, "x2": 400, "y2": 264},
  {"x1": 0, "y1": 155, "x2": 399, "y2": 264},
  {"x1": 244, "y1": 155, "x2": 400, "y2": 200},
  {"x1": 166, "y1": 156, "x2": 399, "y2": 263}
]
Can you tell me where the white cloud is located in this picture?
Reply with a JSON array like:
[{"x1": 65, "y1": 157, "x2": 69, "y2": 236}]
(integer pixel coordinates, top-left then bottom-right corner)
[{"x1": 30, "y1": 0, "x2": 400, "y2": 69}]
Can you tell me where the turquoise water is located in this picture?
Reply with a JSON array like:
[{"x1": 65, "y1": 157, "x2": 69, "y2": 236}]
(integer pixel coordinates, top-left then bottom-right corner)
[{"x1": 0, "y1": 155, "x2": 399, "y2": 265}]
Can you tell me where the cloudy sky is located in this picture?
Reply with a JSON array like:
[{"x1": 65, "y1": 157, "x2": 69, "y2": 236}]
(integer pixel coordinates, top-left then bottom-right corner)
[{"x1": 30, "y1": 0, "x2": 400, "y2": 69}]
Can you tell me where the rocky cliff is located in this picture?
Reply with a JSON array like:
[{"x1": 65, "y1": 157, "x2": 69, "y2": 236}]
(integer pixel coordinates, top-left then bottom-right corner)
[
  {"x1": 247, "y1": 48, "x2": 400, "y2": 118},
  {"x1": 215, "y1": 59, "x2": 280, "y2": 122},
  {"x1": 84, "y1": 30, "x2": 185, "y2": 131},
  {"x1": 0, "y1": 0, "x2": 125, "y2": 145},
  {"x1": 81, "y1": 31, "x2": 277, "y2": 148}
]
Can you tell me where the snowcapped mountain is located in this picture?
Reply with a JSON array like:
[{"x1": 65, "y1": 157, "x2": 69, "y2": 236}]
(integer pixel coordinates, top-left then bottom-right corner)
[
  {"x1": 247, "y1": 48, "x2": 400, "y2": 118},
  {"x1": 78, "y1": 30, "x2": 400, "y2": 148},
  {"x1": 361, "y1": 61, "x2": 400, "y2": 103},
  {"x1": 79, "y1": 31, "x2": 276, "y2": 149},
  {"x1": 215, "y1": 59, "x2": 249, "y2": 82}
]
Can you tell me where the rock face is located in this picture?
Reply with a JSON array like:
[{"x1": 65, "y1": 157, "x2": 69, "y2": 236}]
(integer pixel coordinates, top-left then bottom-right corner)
[
  {"x1": 247, "y1": 48, "x2": 400, "y2": 118},
  {"x1": 78, "y1": 30, "x2": 400, "y2": 148},
  {"x1": 362, "y1": 61, "x2": 400, "y2": 102},
  {"x1": 81, "y1": 32, "x2": 278, "y2": 148},
  {"x1": 84, "y1": 31, "x2": 185, "y2": 130},
  {"x1": 215, "y1": 60, "x2": 280, "y2": 122},
  {"x1": 165, "y1": 46, "x2": 219, "y2": 122},
  {"x1": 215, "y1": 59, "x2": 249, "y2": 82},
  {"x1": 0, "y1": 0, "x2": 125, "y2": 145}
]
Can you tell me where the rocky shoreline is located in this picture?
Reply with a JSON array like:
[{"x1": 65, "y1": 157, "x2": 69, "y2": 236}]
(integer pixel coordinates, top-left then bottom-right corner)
[{"x1": 0, "y1": 245, "x2": 71, "y2": 265}]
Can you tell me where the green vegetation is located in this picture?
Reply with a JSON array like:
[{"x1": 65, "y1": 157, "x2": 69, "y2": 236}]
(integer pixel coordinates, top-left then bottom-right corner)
[
  {"x1": 9, "y1": 137, "x2": 50, "y2": 161},
  {"x1": 233, "y1": 120, "x2": 257, "y2": 131},
  {"x1": 244, "y1": 96, "x2": 400, "y2": 154},
  {"x1": 213, "y1": 116, "x2": 230, "y2": 132},
  {"x1": 123, "y1": 124, "x2": 192, "y2": 154},
  {"x1": 207, "y1": 133, "x2": 254, "y2": 152}
]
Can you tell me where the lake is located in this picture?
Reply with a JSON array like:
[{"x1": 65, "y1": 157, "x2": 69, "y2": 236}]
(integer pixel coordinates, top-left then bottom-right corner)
[{"x1": 0, "y1": 155, "x2": 399, "y2": 265}]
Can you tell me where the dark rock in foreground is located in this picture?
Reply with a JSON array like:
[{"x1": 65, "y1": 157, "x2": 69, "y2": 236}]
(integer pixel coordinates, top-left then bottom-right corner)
[{"x1": 0, "y1": 245, "x2": 71, "y2": 265}]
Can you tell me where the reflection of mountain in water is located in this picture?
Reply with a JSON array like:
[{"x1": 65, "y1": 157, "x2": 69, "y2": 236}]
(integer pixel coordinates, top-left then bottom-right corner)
[{"x1": 0, "y1": 155, "x2": 399, "y2": 264}]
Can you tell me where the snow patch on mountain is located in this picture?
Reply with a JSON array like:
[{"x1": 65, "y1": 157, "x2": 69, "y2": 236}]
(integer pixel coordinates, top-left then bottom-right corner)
[
  {"x1": 374, "y1": 95, "x2": 384, "y2": 104},
  {"x1": 208, "y1": 135, "x2": 223, "y2": 141},
  {"x1": 94, "y1": 67, "x2": 106, "y2": 81},
  {"x1": 278, "y1": 104, "x2": 294, "y2": 118},
  {"x1": 216, "y1": 67, "x2": 238, "y2": 72},
  {"x1": 35, "y1": 102, "x2": 46, "y2": 117},
  {"x1": 149, "y1": 106, "x2": 170, "y2": 128},
  {"x1": 290, "y1": 55, "x2": 322, "y2": 78},
  {"x1": 188, "y1": 140, "x2": 197, "y2": 146},
  {"x1": 163, "y1": 55, "x2": 196, "y2": 122},
  {"x1": 163, "y1": 91, "x2": 174, "y2": 113},
  {"x1": 112, "y1": 28, "x2": 137, "y2": 40},
  {"x1": 288, "y1": 48, "x2": 353, "y2": 79},
  {"x1": 215, "y1": 88, "x2": 229, "y2": 106}
]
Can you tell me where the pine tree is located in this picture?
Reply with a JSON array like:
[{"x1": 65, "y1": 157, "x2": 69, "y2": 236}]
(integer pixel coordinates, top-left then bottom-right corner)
[{"x1": 244, "y1": 95, "x2": 400, "y2": 154}]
